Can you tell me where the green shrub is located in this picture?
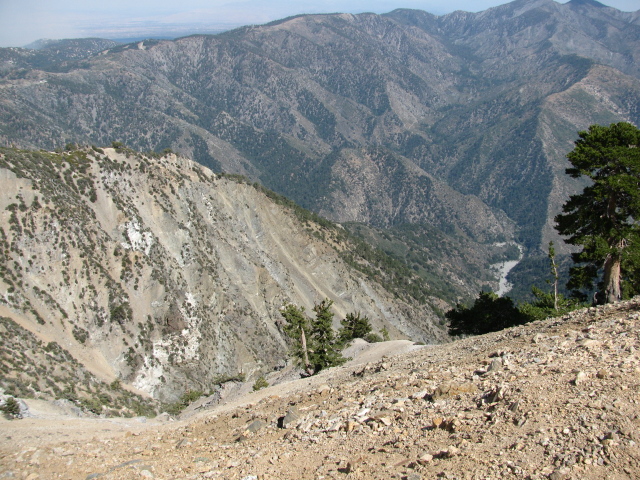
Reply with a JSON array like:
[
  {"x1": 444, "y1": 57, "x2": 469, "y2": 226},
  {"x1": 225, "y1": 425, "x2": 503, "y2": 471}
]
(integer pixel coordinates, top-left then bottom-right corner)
[
  {"x1": 446, "y1": 291, "x2": 530, "y2": 336},
  {"x1": 163, "y1": 389, "x2": 204, "y2": 416},
  {"x1": 338, "y1": 311, "x2": 372, "y2": 344},
  {"x1": 252, "y1": 376, "x2": 269, "y2": 391},
  {"x1": 364, "y1": 332, "x2": 383, "y2": 343},
  {"x1": 211, "y1": 373, "x2": 245, "y2": 385},
  {"x1": 1, "y1": 396, "x2": 21, "y2": 419},
  {"x1": 519, "y1": 287, "x2": 582, "y2": 321},
  {"x1": 180, "y1": 389, "x2": 203, "y2": 405},
  {"x1": 380, "y1": 327, "x2": 390, "y2": 341},
  {"x1": 82, "y1": 397, "x2": 103, "y2": 414}
]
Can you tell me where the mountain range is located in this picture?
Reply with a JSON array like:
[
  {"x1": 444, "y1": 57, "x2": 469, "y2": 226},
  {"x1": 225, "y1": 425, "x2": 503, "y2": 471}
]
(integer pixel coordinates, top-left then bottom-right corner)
[{"x1": 1, "y1": 0, "x2": 639, "y2": 302}]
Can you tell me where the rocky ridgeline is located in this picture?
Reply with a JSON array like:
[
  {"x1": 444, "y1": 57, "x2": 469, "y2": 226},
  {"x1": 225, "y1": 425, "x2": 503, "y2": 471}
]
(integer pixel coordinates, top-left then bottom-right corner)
[
  {"x1": 2, "y1": 298, "x2": 639, "y2": 480},
  {"x1": 0, "y1": 146, "x2": 445, "y2": 404}
]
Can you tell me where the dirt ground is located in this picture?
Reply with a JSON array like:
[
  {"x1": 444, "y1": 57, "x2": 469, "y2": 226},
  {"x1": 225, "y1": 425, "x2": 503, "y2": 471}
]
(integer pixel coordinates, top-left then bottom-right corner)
[{"x1": 2, "y1": 301, "x2": 640, "y2": 480}]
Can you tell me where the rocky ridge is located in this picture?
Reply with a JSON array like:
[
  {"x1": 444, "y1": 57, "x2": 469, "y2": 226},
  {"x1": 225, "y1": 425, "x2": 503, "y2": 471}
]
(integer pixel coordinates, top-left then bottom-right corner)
[
  {"x1": 2, "y1": 298, "x2": 639, "y2": 480},
  {"x1": 0, "y1": 146, "x2": 445, "y2": 403}
]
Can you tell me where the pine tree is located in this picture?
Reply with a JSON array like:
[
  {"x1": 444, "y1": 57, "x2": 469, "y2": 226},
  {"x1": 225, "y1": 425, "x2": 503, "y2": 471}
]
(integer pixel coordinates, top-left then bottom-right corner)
[
  {"x1": 338, "y1": 311, "x2": 372, "y2": 344},
  {"x1": 309, "y1": 299, "x2": 346, "y2": 372},
  {"x1": 280, "y1": 303, "x2": 312, "y2": 375},
  {"x1": 555, "y1": 122, "x2": 640, "y2": 304}
]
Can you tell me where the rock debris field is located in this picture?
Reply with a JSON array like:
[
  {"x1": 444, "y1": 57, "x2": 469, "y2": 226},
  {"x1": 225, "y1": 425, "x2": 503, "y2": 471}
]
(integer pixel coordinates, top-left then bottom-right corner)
[{"x1": 2, "y1": 298, "x2": 640, "y2": 480}]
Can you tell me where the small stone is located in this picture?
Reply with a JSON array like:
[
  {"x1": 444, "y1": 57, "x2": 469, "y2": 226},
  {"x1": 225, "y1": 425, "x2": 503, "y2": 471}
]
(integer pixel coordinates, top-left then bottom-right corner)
[
  {"x1": 445, "y1": 446, "x2": 460, "y2": 457},
  {"x1": 175, "y1": 438, "x2": 192, "y2": 448},
  {"x1": 596, "y1": 370, "x2": 608, "y2": 379},
  {"x1": 411, "y1": 390, "x2": 428, "y2": 400},
  {"x1": 484, "y1": 384, "x2": 508, "y2": 403},
  {"x1": 573, "y1": 371, "x2": 588, "y2": 385},
  {"x1": 549, "y1": 467, "x2": 570, "y2": 480},
  {"x1": 487, "y1": 357, "x2": 503, "y2": 372},
  {"x1": 377, "y1": 416, "x2": 393, "y2": 426},
  {"x1": 404, "y1": 473, "x2": 422, "y2": 480},
  {"x1": 278, "y1": 408, "x2": 300, "y2": 429},
  {"x1": 431, "y1": 382, "x2": 477, "y2": 400},
  {"x1": 345, "y1": 457, "x2": 364, "y2": 473},
  {"x1": 316, "y1": 385, "x2": 331, "y2": 396},
  {"x1": 156, "y1": 412, "x2": 172, "y2": 422},
  {"x1": 28, "y1": 450, "x2": 43, "y2": 466},
  {"x1": 442, "y1": 418, "x2": 462, "y2": 432},
  {"x1": 53, "y1": 447, "x2": 74, "y2": 457},
  {"x1": 418, "y1": 453, "x2": 433, "y2": 464},
  {"x1": 357, "y1": 408, "x2": 370, "y2": 417},
  {"x1": 436, "y1": 473, "x2": 456, "y2": 480},
  {"x1": 532, "y1": 333, "x2": 546, "y2": 344},
  {"x1": 246, "y1": 419, "x2": 266, "y2": 433}
]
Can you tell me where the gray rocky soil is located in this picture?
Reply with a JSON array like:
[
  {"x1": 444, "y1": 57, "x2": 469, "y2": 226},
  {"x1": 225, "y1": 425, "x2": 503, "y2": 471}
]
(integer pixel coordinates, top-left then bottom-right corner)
[{"x1": 1, "y1": 298, "x2": 639, "y2": 480}]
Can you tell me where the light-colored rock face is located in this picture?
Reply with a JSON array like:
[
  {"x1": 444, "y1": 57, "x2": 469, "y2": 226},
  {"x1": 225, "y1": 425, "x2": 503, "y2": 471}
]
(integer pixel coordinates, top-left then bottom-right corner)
[{"x1": 0, "y1": 147, "x2": 445, "y2": 401}]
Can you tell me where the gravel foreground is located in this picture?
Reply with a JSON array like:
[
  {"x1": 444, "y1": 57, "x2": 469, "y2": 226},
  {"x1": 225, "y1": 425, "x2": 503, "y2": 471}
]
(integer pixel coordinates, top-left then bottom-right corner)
[{"x1": 1, "y1": 298, "x2": 639, "y2": 480}]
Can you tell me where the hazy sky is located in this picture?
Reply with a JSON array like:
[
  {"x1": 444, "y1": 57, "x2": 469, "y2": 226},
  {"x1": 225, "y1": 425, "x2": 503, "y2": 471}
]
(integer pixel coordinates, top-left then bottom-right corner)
[{"x1": 0, "y1": 0, "x2": 637, "y2": 47}]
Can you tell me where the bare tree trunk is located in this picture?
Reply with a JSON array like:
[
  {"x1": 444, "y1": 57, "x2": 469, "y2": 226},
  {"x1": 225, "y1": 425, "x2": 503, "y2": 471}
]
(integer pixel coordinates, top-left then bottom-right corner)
[
  {"x1": 603, "y1": 253, "x2": 622, "y2": 303},
  {"x1": 602, "y1": 195, "x2": 623, "y2": 304},
  {"x1": 550, "y1": 246, "x2": 559, "y2": 310},
  {"x1": 300, "y1": 329, "x2": 313, "y2": 375}
]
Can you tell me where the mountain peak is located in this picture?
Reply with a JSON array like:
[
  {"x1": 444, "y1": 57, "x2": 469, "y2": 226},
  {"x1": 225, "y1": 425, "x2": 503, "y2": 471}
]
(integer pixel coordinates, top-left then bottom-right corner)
[{"x1": 567, "y1": 0, "x2": 608, "y2": 9}]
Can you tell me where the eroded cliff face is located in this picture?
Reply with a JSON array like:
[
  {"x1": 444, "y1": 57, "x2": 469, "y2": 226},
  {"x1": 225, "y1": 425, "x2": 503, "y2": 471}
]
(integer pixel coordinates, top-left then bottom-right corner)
[{"x1": 0, "y1": 147, "x2": 445, "y2": 401}]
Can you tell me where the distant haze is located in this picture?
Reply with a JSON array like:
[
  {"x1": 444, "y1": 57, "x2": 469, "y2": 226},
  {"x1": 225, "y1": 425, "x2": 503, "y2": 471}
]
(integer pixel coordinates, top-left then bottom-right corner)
[{"x1": 0, "y1": 0, "x2": 637, "y2": 47}]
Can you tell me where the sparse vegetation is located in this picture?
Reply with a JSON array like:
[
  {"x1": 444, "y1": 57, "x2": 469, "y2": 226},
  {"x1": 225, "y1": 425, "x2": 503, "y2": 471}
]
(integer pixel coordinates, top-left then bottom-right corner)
[
  {"x1": 252, "y1": 376, "x2": 269, "y2": 391},
  {"x1": 0, "y1": 316, "x2": 159, "y2": 418},
  {"x1": 338, "y1": 311, "x2": 373, "y2": 344},
  {"x1": 164, "y1": 389, "x2": 204, "y2": 415},
  {"x1": 446, "y1": 291, "x2": 530, "y2": 336},
  {"x1": 211, "y1": 373, "x2": 246, "y2": 386},
  {"x1": 0, "y1": 396, "x2": 21, "y2": 419}
]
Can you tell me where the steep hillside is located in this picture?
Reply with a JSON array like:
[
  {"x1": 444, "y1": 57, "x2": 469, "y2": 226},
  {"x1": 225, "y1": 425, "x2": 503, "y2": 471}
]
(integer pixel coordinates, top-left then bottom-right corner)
[
  {"x1": 0, "y1": 0, "x2": 639, "y2": 296},
  {"x1": 0, "y1": 146, "x2": 446, "y2": 402},
  {"x1": 2, "y1": 297, "x2": 639, "y2": 479}
]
